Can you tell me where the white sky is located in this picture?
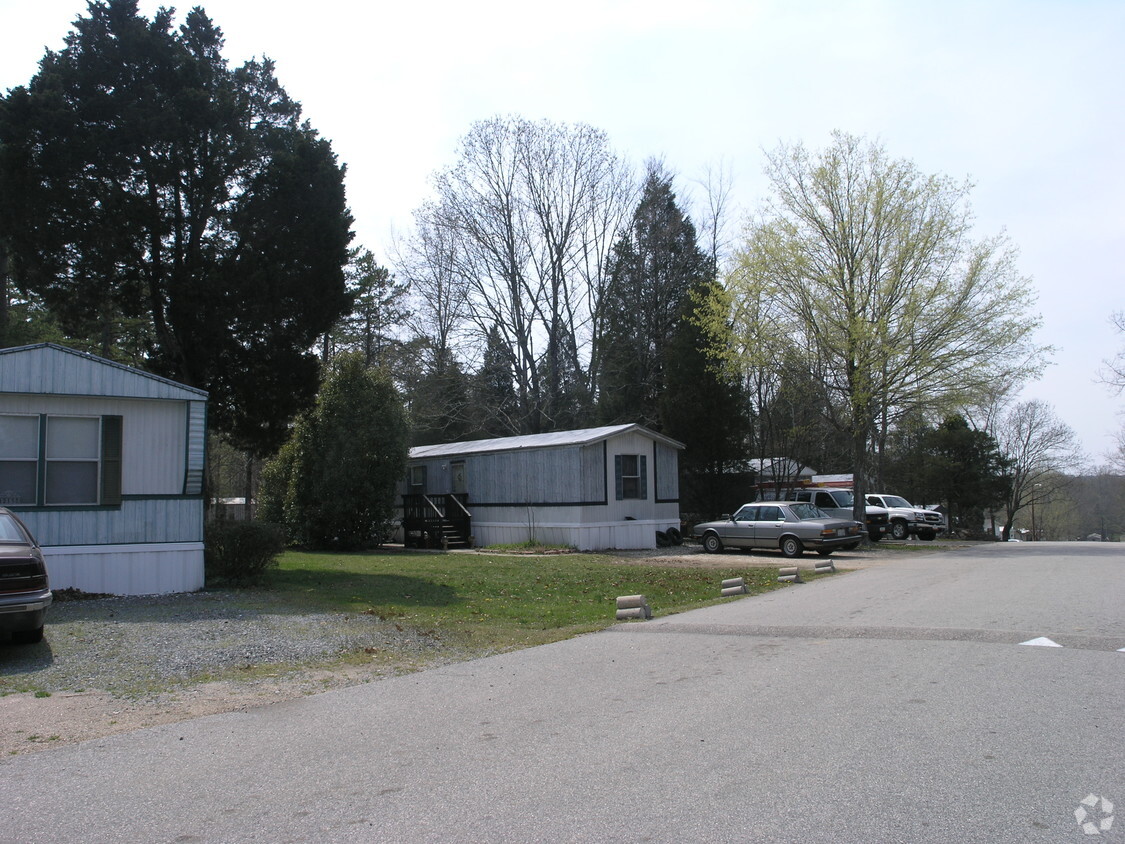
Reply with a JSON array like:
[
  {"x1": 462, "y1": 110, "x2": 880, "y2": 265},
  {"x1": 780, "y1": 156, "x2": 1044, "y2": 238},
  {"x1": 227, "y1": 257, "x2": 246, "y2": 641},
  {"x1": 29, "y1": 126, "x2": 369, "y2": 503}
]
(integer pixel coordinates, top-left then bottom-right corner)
[{"x1": 3, "y1": 0, "x2": 1123, "y2": 464}]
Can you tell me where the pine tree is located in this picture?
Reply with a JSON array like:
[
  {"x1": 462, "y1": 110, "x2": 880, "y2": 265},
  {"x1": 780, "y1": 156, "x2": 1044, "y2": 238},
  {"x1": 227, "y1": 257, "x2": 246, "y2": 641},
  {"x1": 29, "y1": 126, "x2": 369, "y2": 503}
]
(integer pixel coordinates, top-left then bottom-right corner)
[{"x1": 597, "y1": 164, "x2": 709, "y2": 428}]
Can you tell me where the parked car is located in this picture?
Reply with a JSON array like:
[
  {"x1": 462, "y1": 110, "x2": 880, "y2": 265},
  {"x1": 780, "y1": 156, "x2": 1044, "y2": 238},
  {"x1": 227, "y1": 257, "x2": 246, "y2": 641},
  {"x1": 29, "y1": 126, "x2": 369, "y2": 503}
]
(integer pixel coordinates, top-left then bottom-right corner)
[
  {"x1": 0, "y1": 507, "x2": 52, "y2": 645},
  {"x1": 761, "y1": 487, "x2": 890, "y2": 540},
  {"x1": 863, "y1": 493, "x2": 946, "y2": 541},
  {"x1": 692, "y1": 501, "x2": 863, "y2": 558}
]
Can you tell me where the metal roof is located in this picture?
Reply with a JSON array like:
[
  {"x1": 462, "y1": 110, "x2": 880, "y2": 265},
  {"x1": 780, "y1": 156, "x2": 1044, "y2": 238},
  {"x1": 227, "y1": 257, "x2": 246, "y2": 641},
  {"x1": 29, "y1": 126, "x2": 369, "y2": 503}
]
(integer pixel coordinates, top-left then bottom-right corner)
[
  {"x1": 0, "y1": 343, "x2": 208, "y2": 401},
  {"x1": 409, "y1": 423, "x2": 684, "y2": 460}
]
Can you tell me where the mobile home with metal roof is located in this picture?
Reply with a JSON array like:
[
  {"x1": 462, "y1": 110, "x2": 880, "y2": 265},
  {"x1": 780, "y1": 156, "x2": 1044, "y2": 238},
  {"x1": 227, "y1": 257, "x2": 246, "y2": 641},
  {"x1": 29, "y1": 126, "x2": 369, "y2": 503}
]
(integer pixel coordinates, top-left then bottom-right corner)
[
  {"x1": 400, "y1": 424, "x2": 683, "y2": 551},
  {"x1": 0, "y1": 344, "x2": 206, "y2": 595}
]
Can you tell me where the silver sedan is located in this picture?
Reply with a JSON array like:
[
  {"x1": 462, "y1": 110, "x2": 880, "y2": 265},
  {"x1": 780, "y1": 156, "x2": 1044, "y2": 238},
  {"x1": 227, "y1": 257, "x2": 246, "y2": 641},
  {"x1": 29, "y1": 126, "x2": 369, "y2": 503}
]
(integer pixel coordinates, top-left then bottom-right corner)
[{"x1": 692, "y1": 501, "x2": 863, "y2": 558}]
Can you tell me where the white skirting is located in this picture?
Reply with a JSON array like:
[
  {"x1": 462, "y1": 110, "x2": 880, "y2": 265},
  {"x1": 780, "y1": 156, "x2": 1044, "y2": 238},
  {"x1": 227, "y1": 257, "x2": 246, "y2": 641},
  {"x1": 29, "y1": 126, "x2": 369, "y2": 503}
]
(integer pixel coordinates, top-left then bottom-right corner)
[
  {"x1": 42, "y1": 542, "x2": 205, "y2": 596},
  {"x1": 467, "y1": 519, "x2": 677, "y2": 551}
]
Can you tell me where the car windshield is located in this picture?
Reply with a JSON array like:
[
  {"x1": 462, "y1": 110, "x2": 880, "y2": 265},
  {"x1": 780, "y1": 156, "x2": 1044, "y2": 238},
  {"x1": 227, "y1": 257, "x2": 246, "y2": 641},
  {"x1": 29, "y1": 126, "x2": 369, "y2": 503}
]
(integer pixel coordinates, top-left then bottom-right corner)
[
  {"x1": 790, "y1": 502, "x2": 829, "y2": 520},
  {"x1": 881, "y1": 495, "x2": 912, "y2": 508},
  {"x1": 0, "y1": 514, "x2": 28, "y2": 543},
  {"x1": 831, "y1": 491, "x2": 854, "y2": 507}
]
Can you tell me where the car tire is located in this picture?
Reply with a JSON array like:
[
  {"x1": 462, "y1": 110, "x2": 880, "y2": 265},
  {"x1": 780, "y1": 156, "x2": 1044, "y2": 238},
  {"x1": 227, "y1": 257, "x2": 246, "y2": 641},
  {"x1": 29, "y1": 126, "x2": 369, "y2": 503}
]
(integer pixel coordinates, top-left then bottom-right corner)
[
  {"x1": 702, "y1": 532, "x2": 724, "y2": 554},
  {"x1": 665, "y1": 527, "x2": 682, "y2": 545},
  {"x1": 780, "y1": 536, "x2": 803, "y2": 558},
  {"x1": 816, "y1": 548, "x2": 834, "y2": 556},
  {"x1": 11, "y1": 626, "x2": 44, "y2": 645},
  {"x1": 891, "y1": 521, "x2": 909, "y2": 541},
  {"x1": 918, "y1": 529, "x2": 936, "y2": 541},
  {"x1": 869, "y1": 531, "x2": 883, "y2": 542}
]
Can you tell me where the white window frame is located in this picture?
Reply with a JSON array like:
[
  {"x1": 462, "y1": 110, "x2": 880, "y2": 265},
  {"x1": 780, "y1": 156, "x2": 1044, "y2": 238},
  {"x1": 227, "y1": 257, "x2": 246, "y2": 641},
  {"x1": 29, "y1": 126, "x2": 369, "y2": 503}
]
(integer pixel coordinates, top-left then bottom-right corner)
[
  {"x1": 619, "y1": 454, "x2": 642, "y2": 500},
  {"x1": 0, "y1": 414, "x2": 40, "y2": 506},
  {"x1": 44, "y1": 415, "x2": 102, "y2": 506}
]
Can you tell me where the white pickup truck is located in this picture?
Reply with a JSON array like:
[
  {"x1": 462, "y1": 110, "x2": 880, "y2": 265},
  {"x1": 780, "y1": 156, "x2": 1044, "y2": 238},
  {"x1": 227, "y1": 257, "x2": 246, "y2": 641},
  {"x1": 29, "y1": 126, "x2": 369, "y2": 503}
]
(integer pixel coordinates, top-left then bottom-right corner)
[{"x1": 863, "y1": 493, "x2": 946, "y2": 541}]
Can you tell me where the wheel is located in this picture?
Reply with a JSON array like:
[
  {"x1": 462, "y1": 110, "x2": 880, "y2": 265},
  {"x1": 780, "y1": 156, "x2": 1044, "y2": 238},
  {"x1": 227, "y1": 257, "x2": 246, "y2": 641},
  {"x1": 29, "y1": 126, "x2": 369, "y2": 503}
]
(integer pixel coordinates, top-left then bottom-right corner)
[
  {"x1": 891, "y1": 521, "x2": 909, "y2": 540},
  {"x1": 780, "y1": 536, "x2": 803, "y2": 558},
  {"x1": 918, "y1": 529, "x2": 936, "y2": 541},
  {"x1": 816, "y1": 548, "x2": 834, "y2": 556},
  {"x1": 11, "y1": 626, "x2": 44, "y2": 645},
  {"x1": 665, "y1": 527, "x2": 682, "y2": 545},
  {"x1": 702, "y1": 532, "x2": 724, "y2": 554},
  {"x1": 869, "y1": 530, "x2": 883, "y2": 542}
]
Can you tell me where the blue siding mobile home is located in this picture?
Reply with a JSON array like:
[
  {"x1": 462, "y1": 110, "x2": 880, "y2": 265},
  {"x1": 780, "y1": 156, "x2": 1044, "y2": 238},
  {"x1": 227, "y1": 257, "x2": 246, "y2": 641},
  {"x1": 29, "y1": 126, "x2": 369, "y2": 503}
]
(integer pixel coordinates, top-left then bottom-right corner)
[
  {"x1": 400, "y1": 424, "x2": 683, "y2": 551},
  {"x1": 0, "y1": 344, "x2": 207, "y2": 595}
]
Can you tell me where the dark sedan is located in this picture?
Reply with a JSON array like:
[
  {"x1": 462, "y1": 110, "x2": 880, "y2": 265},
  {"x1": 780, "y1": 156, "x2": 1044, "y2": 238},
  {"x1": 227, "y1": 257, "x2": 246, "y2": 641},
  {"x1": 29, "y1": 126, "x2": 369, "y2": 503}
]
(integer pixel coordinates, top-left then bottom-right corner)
[
  {"x1": 693, "y1": 501, "x2": 863, "y2": 558},
  {"x1": 0, "y1": 507, "x2": 52, "y2": 644}
]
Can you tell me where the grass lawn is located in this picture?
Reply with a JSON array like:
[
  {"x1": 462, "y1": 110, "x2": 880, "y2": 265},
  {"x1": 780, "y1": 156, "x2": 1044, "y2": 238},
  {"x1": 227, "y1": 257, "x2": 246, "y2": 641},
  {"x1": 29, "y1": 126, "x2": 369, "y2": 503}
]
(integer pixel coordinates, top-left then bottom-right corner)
[
  {"x1": 271, "y1": 549, "x2": 812, "y2": 653},
  {"x1": 0, "y1": 550, "x2": 827, "y2": 699}
]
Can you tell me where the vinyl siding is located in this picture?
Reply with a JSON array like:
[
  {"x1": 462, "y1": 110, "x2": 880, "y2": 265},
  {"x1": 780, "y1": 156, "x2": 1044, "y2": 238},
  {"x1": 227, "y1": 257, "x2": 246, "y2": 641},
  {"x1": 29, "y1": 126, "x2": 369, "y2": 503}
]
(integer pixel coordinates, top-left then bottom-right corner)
[
  {"x1": 0, "y1": 344, "x2": 206, "y2": 401},
  {"x1": 0, "y1": 395, "x2": 189, "y2": 495},
  {"x1": 16, "y1": 498, "x2": 204, "y2": 546}
]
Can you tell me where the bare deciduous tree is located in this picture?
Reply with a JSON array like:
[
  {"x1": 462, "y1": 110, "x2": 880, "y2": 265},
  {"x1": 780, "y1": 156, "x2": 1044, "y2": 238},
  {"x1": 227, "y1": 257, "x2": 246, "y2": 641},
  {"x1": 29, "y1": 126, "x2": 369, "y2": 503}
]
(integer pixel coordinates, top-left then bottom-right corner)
[
  {"x1": 1099, "y1": 310, "x2": 1125, "y2": 393},
  {"x1": 406, "y1": 116, "x2": 634, "y2": 434},
  {"x1": 994, "y1": 399, "x2": 1085, "y2": 540}
]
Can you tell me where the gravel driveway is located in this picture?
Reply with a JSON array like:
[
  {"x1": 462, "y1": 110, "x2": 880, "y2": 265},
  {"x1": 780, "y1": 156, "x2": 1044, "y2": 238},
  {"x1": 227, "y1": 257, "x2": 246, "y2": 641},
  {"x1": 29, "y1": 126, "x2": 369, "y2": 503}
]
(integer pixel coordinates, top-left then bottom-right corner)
[{"x1": 0, "y1": 587, "x2": 486, "y2": 756}]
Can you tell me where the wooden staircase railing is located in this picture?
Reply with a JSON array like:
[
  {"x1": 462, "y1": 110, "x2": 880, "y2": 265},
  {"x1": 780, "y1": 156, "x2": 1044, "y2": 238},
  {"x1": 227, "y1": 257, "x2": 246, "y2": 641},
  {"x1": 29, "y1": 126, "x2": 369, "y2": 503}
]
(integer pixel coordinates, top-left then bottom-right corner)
[{"x1": 401, "y1": 493, "x2": 472, "y2": 548}]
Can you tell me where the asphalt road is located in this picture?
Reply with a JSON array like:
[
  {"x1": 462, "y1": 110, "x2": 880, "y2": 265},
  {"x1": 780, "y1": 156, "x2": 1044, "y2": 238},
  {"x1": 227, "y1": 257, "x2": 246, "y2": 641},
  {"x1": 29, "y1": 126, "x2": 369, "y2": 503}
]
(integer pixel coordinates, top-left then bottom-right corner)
[{"x1": 2, "y1": 542, "x2": 1122, "y2": 843}]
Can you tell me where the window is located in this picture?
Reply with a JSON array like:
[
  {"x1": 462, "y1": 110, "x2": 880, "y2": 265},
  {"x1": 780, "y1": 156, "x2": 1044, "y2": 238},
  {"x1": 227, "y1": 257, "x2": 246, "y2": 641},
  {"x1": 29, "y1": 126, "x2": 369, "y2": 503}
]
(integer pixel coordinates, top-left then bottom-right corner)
[
  {"x1": 758, "y1": 505, "x2": 782, "y2": 521},
  {"x1": 814, "y1": 492, "x2": 836, "y2": 510},
  {"x1": 615, "y1": 454, "x2": 647, "y2": 500},
  {"x1": 0, "y1": 415, "x2": 38, "y2": 505},
  {"x1": 45, "y1": 416, "x2": 101, "y2": 504},
  {"x1": 0, "y1": 414, "x2": 122, "y2": 507},
  {"x1": 408, "y1": 465, "x2": 427, "y2": 493}
]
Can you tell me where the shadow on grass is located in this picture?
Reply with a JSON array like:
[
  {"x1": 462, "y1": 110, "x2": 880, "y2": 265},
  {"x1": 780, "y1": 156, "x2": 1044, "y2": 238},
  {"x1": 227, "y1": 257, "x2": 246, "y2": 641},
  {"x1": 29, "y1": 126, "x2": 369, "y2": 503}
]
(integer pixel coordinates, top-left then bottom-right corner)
[
  {"x1": 269, "y1": 569, "x2": 461, "y2": 611},
  {"x1": 34, "y1": 572, "x2": 460, "y2": 626}
]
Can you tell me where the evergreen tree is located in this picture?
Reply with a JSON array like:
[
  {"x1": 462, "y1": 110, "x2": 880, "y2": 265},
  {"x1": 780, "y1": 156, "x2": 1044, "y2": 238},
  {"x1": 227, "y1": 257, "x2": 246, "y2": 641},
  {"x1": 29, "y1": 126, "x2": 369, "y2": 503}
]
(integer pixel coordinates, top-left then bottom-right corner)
[
  {"x1": 597, "y1": 164, "x2": 710, "y2": 428},
  {"x1": 469, "y1": 325, "x2": 521, "y2": 438},
  {"x1": 408, "y1": 345, "x2": 473, "y2": 446},
  {"x1": 0, "y1": 0, "x2": 353, "y2": 456},
  {"x1": 260, "y1": 353, "x2": 409, "y2": 549},
  {"x1": 323, "y1": 249, "x2": 409, "y2": 369},
  {"x1": 918, "y1": 415, "x2": 1011, "y2": 534},
  {"x1": 660, "y1": 279, "x2": 750, "y2": 518}
]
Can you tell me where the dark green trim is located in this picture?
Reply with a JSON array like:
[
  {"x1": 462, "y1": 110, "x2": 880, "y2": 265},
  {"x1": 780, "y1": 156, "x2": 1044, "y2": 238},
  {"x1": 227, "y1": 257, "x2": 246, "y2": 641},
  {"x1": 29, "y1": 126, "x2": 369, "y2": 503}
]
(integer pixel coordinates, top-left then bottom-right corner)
[
  {"x1": 31, "y1": 540, "x2": 204, "y2": 548},
  {"x1": 101, "y1": 415, "x2": 123, "y2": 506},
  {"x1": 464, "y1": 500, "x2": 607, "y2": 508},
  {"x1": 122, "y1": 494, "x2": 205, "y2": 501},
  {"x1": 8, "y1": 494, "x2": 204, "y2": 513},
  {"x1": 35, "y1": 415, "x2": 47, "y2": 507}
]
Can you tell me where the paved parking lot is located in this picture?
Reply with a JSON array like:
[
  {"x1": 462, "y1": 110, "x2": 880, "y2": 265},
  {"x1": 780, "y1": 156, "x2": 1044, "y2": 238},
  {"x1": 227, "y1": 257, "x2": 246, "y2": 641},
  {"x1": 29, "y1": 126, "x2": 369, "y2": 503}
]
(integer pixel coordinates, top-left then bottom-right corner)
[{"x1": 2, "y1": 542, "x2": 1122, "y2": 843}]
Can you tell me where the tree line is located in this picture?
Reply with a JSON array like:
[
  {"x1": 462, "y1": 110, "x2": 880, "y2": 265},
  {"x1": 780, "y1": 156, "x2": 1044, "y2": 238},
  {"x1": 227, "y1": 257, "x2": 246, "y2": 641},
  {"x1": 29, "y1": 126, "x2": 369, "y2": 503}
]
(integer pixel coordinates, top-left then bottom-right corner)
[{"x1": 2, "y1": 1, "x2": 1111, "y2": 548}]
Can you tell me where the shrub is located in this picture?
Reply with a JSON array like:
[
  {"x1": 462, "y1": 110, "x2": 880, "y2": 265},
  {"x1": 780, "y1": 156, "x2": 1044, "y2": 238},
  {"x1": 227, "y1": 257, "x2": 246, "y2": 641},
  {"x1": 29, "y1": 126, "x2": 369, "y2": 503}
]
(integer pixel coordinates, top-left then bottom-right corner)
[
  {"x1": 259, "y1": 353, "x2": 409, "y2": 550},
  {"x1": 204, "y1": 520, "x2": 286, "y2": 587}
]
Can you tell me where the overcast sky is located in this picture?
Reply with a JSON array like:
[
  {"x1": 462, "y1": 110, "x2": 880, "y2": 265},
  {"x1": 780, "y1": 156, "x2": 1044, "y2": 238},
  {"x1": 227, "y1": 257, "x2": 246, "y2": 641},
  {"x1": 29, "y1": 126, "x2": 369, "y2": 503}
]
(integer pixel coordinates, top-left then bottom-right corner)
[{"x1": 3, "y1": 0, "x2": 1123, "y2": 464}]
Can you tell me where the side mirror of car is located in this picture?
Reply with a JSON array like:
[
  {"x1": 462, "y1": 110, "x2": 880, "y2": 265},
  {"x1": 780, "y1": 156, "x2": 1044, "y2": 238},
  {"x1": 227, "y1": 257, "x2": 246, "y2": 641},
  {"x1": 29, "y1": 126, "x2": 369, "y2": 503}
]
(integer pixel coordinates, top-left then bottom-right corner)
[{"x1": 722, "y1": 514, "x2": 731, "y2": 521}]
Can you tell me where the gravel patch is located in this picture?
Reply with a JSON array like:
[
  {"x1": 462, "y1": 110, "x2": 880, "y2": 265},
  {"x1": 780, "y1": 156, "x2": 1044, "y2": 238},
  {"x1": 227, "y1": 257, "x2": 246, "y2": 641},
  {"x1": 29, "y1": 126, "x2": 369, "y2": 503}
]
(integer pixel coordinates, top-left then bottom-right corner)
[
  {"x1": 0, "y1": 589, "x2": 487, "y2": 757},
  {"x1": 0, "y1": 590, "x2": 463, "y2": 698}
]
